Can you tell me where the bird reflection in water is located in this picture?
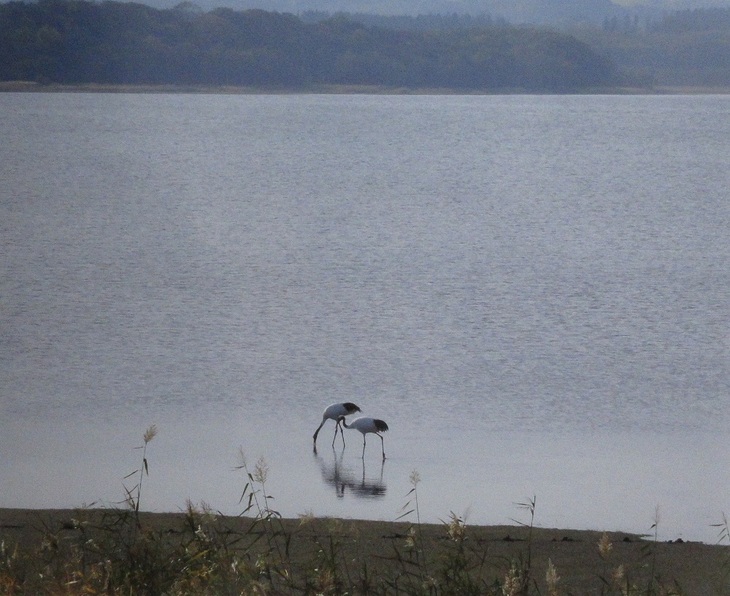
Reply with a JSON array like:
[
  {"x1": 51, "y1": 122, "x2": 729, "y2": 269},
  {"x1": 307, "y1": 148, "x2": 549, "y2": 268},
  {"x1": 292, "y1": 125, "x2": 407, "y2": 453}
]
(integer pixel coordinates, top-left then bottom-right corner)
[{"x1": 314, "y1": 447, "x2": 386, "y2": 499}]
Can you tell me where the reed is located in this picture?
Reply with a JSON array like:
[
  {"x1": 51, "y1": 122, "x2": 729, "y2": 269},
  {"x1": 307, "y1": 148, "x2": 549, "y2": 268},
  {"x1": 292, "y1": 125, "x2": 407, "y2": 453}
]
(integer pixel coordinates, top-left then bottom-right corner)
[
  {"x1": 123, "y1": 424, "x2": 157, "y2": 529},
  {"x1": 712, "y1": 512, "x2": 730, "y2": 594}
]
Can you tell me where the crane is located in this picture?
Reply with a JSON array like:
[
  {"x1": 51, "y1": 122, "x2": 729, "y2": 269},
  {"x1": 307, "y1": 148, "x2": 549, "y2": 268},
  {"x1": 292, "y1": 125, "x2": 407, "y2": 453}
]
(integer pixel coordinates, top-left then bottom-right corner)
[{"x1": 313, "y1": 402, "x2": 362, "y2": 449}]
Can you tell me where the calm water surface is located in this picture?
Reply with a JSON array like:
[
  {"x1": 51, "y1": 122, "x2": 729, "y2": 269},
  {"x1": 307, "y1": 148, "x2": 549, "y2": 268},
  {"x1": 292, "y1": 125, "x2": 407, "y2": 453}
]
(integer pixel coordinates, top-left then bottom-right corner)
[{"x1": 1, "y1": 93, "x2": 728, "y2": 542}]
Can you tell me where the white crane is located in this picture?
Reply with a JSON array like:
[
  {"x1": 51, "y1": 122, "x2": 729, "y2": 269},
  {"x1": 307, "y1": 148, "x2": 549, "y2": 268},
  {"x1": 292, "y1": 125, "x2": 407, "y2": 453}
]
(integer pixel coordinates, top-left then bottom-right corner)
[
  {"x1": 313, "y1": 402, "x2": 362, "y2": 449},
  {"x1": 338, "y1": 415, "x2": 389, "y2": 461}
]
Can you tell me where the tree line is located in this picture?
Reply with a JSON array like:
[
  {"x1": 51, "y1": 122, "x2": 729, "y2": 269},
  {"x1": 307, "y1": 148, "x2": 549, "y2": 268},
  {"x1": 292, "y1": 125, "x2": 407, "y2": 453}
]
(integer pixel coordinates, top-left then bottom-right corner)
[
  {"x1": 574, "y1": 7, "x2": 730, "y2": 87},
  {"x1": 302, "y1": 7, "x2": 730, "y2": 88},
  {"x1": 0, "y1": 0, "x2": 623, "y2": 91}
]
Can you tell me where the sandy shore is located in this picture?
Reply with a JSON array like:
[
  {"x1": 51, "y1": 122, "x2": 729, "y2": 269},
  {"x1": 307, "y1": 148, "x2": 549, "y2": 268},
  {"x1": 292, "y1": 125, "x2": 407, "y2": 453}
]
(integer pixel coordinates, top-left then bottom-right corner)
[{"x1": 1, "y1": 507, "x2": 728, "y2": 593}]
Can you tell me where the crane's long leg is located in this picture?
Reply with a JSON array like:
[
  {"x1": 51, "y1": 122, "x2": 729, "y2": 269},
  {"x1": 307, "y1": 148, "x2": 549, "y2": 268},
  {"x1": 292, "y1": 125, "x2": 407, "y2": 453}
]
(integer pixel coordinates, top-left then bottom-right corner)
[
  {"x1": 361, "y1": 435, "x2": 366, "y2": 459},
  {"x1": 332, "y1": 421, "x2": 346, "y2": 448},
  {"x1": 377, "y1": 433, "x2": 386, "y2": 460},
  {"x1": 313, "y1": 420, "x2": 326, "y2": 448}
]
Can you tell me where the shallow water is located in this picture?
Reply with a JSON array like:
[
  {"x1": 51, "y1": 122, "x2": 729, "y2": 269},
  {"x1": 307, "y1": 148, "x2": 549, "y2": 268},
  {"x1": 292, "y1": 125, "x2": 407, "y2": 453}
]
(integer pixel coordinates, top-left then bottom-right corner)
[{"x1": 1, "y1": 93, "x2": 728, "y2": 542}]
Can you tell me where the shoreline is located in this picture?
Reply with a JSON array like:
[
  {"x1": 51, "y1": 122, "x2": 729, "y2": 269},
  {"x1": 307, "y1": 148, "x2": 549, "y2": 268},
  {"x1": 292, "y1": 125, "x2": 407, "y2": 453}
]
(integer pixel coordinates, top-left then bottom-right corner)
[
  {"x1": 2, "y1": 81, "x2": 730, "y2": 95},
  {"x1": 0, "y1": 506, "x2": 711, "y2": 546},
  {"x1": 1, "y1": 506, "x2": 652, "y2": 541}
]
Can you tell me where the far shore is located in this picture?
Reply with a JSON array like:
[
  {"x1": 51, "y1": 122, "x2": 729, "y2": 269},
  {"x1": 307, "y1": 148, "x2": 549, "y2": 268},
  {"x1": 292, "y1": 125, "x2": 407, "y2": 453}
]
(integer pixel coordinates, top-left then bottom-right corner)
[{"x1": 2, "y1": 80, "x2": 730, "y2": 95}]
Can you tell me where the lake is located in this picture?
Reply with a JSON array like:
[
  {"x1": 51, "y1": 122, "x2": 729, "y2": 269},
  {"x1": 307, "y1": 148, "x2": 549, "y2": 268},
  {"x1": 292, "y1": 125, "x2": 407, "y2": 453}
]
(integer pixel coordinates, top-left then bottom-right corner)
[{"x1": 1, "y1": 92, "x2": 728, "y2": 543}]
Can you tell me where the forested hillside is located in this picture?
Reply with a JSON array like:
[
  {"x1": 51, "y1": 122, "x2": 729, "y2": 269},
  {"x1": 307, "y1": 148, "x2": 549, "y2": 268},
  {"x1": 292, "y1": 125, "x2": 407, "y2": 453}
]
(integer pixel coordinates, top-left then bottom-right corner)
[
  {"x1": 573, "y1": 7, "x2": 730, "y2": 87},
  {"x1": 310, "y1": 7, "x2": 730, "y2": 88},
  {"x1": 0, "y1": 0, "x2": 622, "y2": 91}
]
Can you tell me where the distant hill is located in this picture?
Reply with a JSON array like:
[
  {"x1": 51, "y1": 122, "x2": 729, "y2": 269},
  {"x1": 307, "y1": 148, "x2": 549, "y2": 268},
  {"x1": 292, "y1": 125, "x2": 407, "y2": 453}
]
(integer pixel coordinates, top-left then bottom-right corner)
[
  {"x1": 2, "y1": 0, "x2": 728, "y2": 89},
  {"x1": 1, "y1": 0, "x2": 729, "y2": 24},
  {"x1": 107, "y1": 0, "x2": 730, "y2": 27},
  {"x1": 572, "y1": 6, "x2": 730, "y2": 86},
  {"x1": 0, "y1": 0, "x2": 624, "y2": 91}
]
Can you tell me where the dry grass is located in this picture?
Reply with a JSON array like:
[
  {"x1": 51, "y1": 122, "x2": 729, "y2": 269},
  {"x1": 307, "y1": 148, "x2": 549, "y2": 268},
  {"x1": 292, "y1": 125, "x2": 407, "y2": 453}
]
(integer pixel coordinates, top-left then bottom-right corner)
[{"x1": 1, "y1": 508, "x2": 728, "y2": 594}]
